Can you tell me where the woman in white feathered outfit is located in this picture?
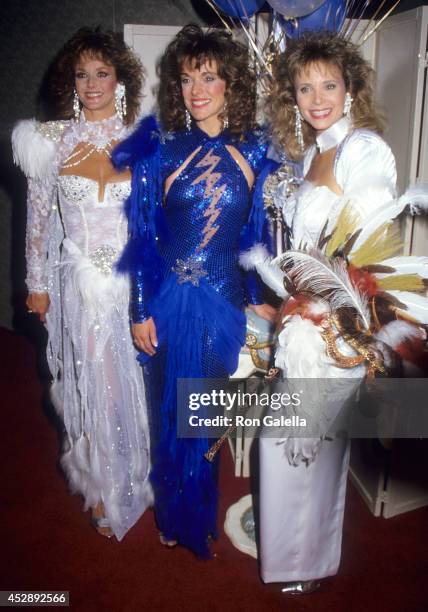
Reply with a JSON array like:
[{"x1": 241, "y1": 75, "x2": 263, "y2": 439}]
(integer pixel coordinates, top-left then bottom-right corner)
[
  {"x1": 12, "y1": 28, "x2": 152, "y2": 540},
  {"x1": 242, "y1": 32, "x2": 428, "y2": 593}
]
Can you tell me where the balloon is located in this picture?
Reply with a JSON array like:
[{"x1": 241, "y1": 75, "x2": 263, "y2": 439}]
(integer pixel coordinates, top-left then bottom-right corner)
[
  {"x1": 211, "y1": 0, "x2": 266, "y2": 18},
  {"x1": 282, "y1": 0, "x2": 347, "y2": 36},
  {"x1": 267, "y1": 0, "x2": 326, "y2": 18}
]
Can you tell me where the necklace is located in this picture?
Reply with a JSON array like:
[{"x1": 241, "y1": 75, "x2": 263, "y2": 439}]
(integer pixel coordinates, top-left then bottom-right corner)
[
  {"x1": 61, "y1": 141, "x2": 113, "y2": 168},
  {"x1": 61, "y1": 113, "x2": 125, "y2": 168}
]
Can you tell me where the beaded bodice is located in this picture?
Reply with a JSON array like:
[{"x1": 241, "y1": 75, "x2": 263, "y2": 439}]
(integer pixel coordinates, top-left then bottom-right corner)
[
  {"x1": 58, "y1": 175, "x2": 130, "y2": 256},
  {"x1": 24, "y1": 115, "x2": 130, "y2": 291}
]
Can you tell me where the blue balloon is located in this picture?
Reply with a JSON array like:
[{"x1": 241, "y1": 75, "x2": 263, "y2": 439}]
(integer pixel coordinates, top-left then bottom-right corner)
[
  {"x1": 282, "y1": 0, "x2": 347, "y2": 37},
  {"x1": 211, "y1": 0, "x2": 266, "y2": 19}
]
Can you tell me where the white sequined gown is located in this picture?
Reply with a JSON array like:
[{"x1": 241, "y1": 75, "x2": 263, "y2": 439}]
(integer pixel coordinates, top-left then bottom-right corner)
[
  {"x1": 13, "y1": 114, "x2": 152, "y2": 540},
  {"x1": 259, "y1": 121, "x2": 397, "y2": 582}
]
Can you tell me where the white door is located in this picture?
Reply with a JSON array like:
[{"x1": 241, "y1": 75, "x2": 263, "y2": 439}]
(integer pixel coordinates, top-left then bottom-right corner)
[{"x1": 124, "y1": 24, "x2": 182, "y2": 116}]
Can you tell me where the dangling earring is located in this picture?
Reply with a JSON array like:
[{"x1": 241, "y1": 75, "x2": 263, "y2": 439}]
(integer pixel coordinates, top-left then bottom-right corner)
[
  {"x1": 115, "y1": 83, "x2": 126, "y2": 120},
  {"x1": 343, "y1": 92, "x2": 353, "y2": 119},
  {"x1": 222, "y1": 104, "x2": 229, "y2": 130},
  {"x1": 185, "y1": 109, "x2": 192, "y2": 131},
  {"x1": 294, "y1": 105, "x2": 304, "y2": 152},
  {"x1": 73, "y1": 89, "x2": 81, "y2": 121}
]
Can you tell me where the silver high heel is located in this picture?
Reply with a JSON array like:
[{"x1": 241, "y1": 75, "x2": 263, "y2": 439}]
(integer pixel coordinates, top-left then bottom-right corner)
[
  {"x1": 91, "y1": 515, "x2": 114, "y2": 539},
  {"x1": 159, "y1": 532, "x2": 178, "y2": 548},
  {"x1": 281, "y1": 580, "x2": 321, "y2": 595}
]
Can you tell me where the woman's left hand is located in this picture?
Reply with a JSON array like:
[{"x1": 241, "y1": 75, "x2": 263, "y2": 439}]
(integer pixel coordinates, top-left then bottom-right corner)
[{"x1": 248, "y1": 302, "x2": 278, "y2": 323}]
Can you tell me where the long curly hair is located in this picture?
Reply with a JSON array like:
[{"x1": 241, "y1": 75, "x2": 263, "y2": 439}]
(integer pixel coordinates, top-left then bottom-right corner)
[
  {"x1": 48, "y1": 27, "x2": 144, "y2": 125},
  {"x1": 266, "y1": 31, "x2": 385, "y2": 160},
  {"x1": 158, "y1": 24, "x2": 256, "y2": 135}
]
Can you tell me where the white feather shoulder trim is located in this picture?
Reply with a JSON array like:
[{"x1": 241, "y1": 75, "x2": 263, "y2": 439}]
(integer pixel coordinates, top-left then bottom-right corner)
[{"x1": 12, "y1": 119, "x2": 68, "y2": 180}]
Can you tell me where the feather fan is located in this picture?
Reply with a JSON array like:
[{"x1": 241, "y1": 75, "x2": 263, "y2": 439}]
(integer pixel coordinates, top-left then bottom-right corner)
[{"x1": 274, "y1": 249, "x2": 371, "y2": 330}]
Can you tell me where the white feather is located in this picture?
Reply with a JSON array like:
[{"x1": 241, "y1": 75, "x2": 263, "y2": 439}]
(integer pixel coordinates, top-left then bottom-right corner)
[
  {"x1": 61, "y1": 238, "x2": 129, "y2": 325},
  {"x1": 240, "y1": 243, "x2": 288, "y2": 298},
  {"x1": 12, "y1": 119, "x2": 57, "y2": 180},
  {"x1": 374, "y1": 320, "x2": 425, "y2": 348},
  {"x1": 401, "y1": 184, "x2": 428, "y2": 215},
  {"x1": 274, "y1": 249, "x2": 371, "y2": 329},
  {"x1": 348, "y1": 196, "x2": 408, "y2": 255},
  {"x1": 375, "y1": 256, "x2": 428, "y2": 278},
  {"x1": 387, "y1": 290, "x2": 428, "y2": 324},
  {"x1": 275, "y1": 317, "x2": 330, "y2": 377},
  {"x1": 349, "y1": 186, "x2": 428, "y2": 256}
]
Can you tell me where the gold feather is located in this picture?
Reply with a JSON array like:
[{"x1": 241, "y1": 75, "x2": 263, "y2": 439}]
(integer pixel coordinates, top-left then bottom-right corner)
[
  {"x1": 350, "y1": 223, "x2": 403, "y2": 267},
  {"x1": 377, "y1": 274, "x2": 426, "y2": 292},
  {"x1": 325, "y1": 203, "x2": 361, "y2": 257}
]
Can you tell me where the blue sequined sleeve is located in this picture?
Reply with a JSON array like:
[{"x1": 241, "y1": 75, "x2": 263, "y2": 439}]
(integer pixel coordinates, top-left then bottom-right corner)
[
  {"x1": 112, "y1": 115, "x2": 164, "y2": 323},
  {"x1": 238, "y1": 132, "x2": 271, "y2": 305}
]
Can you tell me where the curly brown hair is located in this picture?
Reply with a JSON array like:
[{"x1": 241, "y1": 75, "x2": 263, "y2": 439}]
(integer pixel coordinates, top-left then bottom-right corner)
[
  {"x1": 48, "y1": 27, "x2": 144, "y2": 125},
  {"x1": 158, "y1": 24, "x2": 256, "y2": 136},
  {"x1": 266, "y1": 31, "x2": 385, "y2": 160}
]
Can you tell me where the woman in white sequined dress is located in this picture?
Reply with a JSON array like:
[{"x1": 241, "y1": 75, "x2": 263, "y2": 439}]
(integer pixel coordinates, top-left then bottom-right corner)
[{"x1": 12, "y1": 28, "x2": 152, "y2": 540}]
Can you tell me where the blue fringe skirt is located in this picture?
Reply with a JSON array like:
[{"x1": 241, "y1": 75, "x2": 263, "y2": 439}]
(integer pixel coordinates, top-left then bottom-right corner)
[{"x1": 141, "y1": 274, "x2": 245, "y2": 557}]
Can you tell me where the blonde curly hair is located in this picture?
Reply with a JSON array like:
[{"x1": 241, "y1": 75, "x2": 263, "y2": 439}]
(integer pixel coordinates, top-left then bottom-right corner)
[{"x1": 266, "y1": 31, "x2": 385, "y2": 160}]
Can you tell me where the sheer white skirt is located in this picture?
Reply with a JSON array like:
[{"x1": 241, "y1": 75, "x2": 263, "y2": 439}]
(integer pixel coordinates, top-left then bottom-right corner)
[{"x1": 46, "y1": 236, "x2": 152, "y2": 540}]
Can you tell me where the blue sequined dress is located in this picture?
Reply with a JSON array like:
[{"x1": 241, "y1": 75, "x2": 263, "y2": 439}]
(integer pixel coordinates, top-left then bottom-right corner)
[{"x1": 113, "y1": 116, "x2": 267, "y2": 556}]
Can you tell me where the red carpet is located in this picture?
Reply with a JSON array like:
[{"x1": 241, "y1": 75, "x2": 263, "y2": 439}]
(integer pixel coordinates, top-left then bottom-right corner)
[{"x1": 1, "y1": 327, "x2": 427, "y2": 611}]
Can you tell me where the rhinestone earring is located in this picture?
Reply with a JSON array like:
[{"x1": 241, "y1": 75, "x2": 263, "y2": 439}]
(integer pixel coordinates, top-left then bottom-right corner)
[
  {"x1": 294, "y1": 105, "x2": 304, "y2": 152},
  {"x1": 115, "y1": 83, "x2": 126, "y2": 120},
  {"x1": 343, "y1": 92, "x2": 353, "y2": 119},
  {"x1": 223, "y1": 104, "x2": 229, "y2": 130},
  {"x1": 185, "y1": 109, "x2": 192, "y2": 131},
  {"x1": 73, "y1": 89, "x2": 81, "y2": 121}
]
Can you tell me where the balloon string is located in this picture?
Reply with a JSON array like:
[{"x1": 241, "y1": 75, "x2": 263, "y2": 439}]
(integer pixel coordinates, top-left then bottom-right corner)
[
  {"x1": 339, "y1": 0, "x2": 356, "y2": 37},
  {"x1": 204, "y1": 0, "x2": 234, "y2": 31},
  {"x1": 355, "y1": 0, "x2": 389, "y2": 42},
  {"x1": 360, "y1": 0, "x2": 402, "y2": 43},
  {"x1": 343, "y1": 0, "x2": 374, "y2": 40}
]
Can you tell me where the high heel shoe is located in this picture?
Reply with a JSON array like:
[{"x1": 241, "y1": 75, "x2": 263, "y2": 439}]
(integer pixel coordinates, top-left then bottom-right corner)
[
  {"x1": 91, "y1": 504, "x2": 114, "y2": 539},
  {"x1": 159, "y1": 532, "x2": 178, "y2": 548},
  {"x1": 281, "y1": 580, "x2": 321, "y2": 595},
  {"x1": 91, "y1": 515, "x2": 114, "y2": 538}
]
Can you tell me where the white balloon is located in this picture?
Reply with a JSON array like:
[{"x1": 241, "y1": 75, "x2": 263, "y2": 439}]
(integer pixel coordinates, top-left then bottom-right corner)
[{"x1": 267, "y1": 0, "x2": 326, "y2": 18}]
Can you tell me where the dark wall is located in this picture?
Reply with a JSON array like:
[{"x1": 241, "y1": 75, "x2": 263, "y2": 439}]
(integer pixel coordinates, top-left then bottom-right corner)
[
  {"x1": 0, "y1": 0, "x2": 427, "y2": 329},
  {"x1": 0, "y1": 0, "x2": 218, "y2": 330}
]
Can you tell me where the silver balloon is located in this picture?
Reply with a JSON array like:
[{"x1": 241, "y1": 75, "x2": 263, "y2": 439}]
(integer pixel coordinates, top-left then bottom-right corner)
[{"x1": 267, "y1": 0, "x2": 326, "y2": 18}]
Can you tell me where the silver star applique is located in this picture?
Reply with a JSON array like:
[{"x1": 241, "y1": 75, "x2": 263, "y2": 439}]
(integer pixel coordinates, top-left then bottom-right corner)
[{"x1": 172, "y1": 256, "x2": 207, "y2": 286}]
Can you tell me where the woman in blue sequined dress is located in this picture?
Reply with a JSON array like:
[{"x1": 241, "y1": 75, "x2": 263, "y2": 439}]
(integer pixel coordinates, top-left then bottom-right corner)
[{"x1": 113, "y1": 25, "x2": 275, "y2": 557}]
